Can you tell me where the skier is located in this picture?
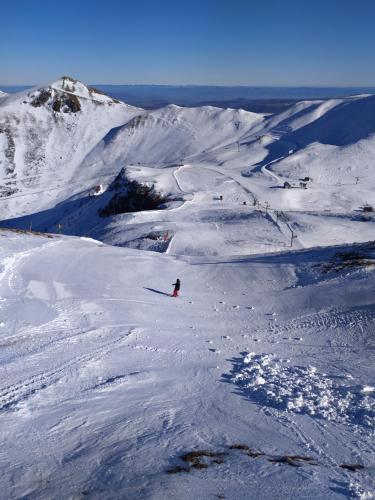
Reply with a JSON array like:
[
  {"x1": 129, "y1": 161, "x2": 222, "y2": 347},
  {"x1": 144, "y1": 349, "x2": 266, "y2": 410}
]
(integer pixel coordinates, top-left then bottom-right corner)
[{"x1": 171, "y1": 278, "x2": 181, "y2": 297}]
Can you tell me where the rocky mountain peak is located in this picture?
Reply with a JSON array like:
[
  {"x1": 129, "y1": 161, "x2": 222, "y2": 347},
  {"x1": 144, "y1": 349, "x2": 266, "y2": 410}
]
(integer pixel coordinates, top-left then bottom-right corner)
[{"x1": 27, "y1": 76, "x2": 120, "y2": 113}]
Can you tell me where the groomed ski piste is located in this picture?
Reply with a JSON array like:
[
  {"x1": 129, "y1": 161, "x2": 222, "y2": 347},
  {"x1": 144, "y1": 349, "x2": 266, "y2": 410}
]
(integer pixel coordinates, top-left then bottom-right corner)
[{"x1": 0, "y1": 79, "x2": 374, "y2": 499}]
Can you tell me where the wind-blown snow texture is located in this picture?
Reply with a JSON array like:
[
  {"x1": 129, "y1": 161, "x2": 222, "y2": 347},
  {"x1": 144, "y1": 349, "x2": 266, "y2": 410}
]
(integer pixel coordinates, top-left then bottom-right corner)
[{"x1": 0, "y1": 79, "x2": 374, "y2": 499}]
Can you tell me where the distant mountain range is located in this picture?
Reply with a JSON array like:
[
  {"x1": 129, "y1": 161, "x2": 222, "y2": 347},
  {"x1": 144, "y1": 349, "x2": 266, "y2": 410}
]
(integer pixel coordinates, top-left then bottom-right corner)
[{"x1": 2, "y1": 84, "x2": 375, "y2": 111}]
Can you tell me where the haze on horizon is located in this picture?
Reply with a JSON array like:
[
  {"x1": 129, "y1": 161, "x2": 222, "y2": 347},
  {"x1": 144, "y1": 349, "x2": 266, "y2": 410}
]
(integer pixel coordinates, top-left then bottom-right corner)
[{"x1": 1, "y1": 0, "x2": 375, "y2": 87}]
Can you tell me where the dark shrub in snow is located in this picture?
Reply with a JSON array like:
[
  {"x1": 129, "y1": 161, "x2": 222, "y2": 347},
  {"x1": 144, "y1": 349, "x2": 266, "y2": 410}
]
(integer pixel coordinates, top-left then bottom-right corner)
[{"x1": 99, "y1": 169, "x2": 167, "y2": 217}]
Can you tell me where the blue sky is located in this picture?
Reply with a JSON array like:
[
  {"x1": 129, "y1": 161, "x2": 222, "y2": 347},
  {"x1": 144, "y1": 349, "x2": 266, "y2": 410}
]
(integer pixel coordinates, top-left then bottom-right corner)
[{"x1": 1, "y1": 0, "x2": 375, "y2": 86}]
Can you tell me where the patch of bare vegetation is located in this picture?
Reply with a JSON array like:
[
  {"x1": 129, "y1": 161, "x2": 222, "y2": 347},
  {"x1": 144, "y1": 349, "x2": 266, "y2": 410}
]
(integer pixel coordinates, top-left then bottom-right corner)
[
  {"x1": 166, "y1": 465, "x2": 191, "y2": 474},
  {"x1": 182, "y1": 450, "x2": 228, "y2": 468},
  {"x1": 362, "y1": 204, "x2": 374, "y2": 213},
  {"x1": 268, "y1": 455, "x2": 318, "y2": 467},
  {"x1": 0, "y1": 227, "x2": 54, "y2": 238},
  {"x1": 317, "y1": 251, "x2": 375, "y2": 274},
  {"x1": 229, "y1": 443, "x2": 264, "y2": 457},
  {"x1": 166, "y1": 449, "x2": 228, "y2": 473},
  {"x1": 99, "y1": 180, "x2": 167, "y2": 217},
  {"x1": 166, "y1": 444, "x2": 364, "y2": 475},
  {"x1": 340, "y1": 464, "x2": 365, "y2": 472}
]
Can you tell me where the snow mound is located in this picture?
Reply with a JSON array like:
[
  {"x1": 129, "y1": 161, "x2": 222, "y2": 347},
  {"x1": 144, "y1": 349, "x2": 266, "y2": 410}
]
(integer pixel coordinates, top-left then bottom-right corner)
[{"x1": 232, "y1": 352, "x2": 375, "y2": 427}]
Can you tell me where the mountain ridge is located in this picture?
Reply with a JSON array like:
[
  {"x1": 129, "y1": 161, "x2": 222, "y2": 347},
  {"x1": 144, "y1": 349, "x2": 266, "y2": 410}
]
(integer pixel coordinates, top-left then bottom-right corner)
[{"x1": 1, "y1": 77, "x2": 375, "y2": 257}]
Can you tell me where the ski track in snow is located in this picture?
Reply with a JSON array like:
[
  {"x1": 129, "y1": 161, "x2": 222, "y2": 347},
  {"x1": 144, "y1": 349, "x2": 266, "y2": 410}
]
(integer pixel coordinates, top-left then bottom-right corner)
[{"x1": 0, "y1": 325, "x2": 137, "y2": 411}]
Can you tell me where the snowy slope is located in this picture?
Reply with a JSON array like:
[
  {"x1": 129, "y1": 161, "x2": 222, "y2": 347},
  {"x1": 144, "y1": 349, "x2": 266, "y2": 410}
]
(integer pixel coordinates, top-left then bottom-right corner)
[
  {"x1": 0, "y1": 229, "x2": 374, "y2": 499},
  {"x1": 284, "y1": 94, "x2": 375, "y2": 147},
  {"x1": 67, "y1": 93, "x2": 375, "y2": 253},
  {"x1": 2, "y1": 81, "x2": 375, "y2": 257},
  {"x1": 254, "y1": 95, "x2": 375, "y2": 214},
  {"x1": 3, "y1": 156, "x2": 375, "y2": 257},
  {"x1": 80, "y1": 104, "x2": 264, "y2": 169},
  {"x1": 1, "y1": 79, "x2": 375, "y2": 499}
]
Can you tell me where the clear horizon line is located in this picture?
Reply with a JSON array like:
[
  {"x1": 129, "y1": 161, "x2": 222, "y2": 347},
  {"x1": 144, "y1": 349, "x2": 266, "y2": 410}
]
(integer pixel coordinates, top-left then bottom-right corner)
[{"x1": 1, "y1": 82, "x2": 375, "y2": 89}]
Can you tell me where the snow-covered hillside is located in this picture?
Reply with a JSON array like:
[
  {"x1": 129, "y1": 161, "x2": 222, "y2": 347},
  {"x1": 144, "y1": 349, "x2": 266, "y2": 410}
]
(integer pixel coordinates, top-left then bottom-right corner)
[
  {"x1": 1, "y1": 79, "x2": 375, "y2": 498},
  {"x1": 0, "y1": 229, "x2": 374, "y2": 498},
  {"x1": 2, "y1": 81, "x2": 375, "y2": 255},
  {"x1": 0, "y1": 77, "x2": 141, "y2": 214},
  {"x1": 81, "y1": 104, "x2": 264, "y2": 168}
]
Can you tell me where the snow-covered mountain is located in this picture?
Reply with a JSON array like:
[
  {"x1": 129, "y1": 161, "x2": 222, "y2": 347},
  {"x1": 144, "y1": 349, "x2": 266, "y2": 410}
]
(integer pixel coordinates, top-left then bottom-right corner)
[
  {"x1": 0, "y1": 77, "x2": 141, "y2": 212},
  {"x1": 81, "y1": 103, "x2": 264, "y2": 168},
  {"x1": 2, "y1": 80, "x2": 375, "y2": 255},
  {"x1": 251, "y1": 94, "x2": 375, "y2": 215},
  {"x1": 1, "y1": 78, "x2": 375, "y2": 498},
  {"x1": 283, "y1": 94, "x2": 375, "y2": 146}
]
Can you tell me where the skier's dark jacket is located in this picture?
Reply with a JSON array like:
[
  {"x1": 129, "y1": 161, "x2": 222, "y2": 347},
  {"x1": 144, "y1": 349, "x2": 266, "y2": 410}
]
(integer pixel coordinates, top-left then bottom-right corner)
[{"x1": 173, "y1": 279, "x2": 181, "y2": 291}]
